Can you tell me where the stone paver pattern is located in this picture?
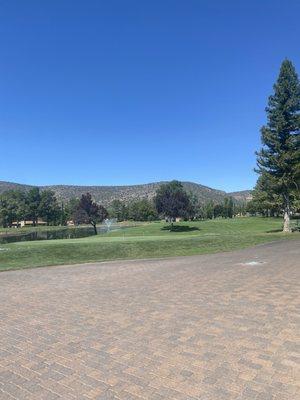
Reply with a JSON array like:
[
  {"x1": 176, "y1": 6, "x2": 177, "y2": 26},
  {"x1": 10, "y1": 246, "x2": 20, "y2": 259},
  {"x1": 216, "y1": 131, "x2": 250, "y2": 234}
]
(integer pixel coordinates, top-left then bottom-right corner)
[{"x1": 0, "y1": 239, "x2": 299, "y2": 400}]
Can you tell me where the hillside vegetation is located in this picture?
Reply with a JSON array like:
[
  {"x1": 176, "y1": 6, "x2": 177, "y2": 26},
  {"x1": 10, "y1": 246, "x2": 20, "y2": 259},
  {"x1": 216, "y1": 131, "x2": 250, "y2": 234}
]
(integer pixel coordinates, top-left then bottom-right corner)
[{"x1": 0, "y1": 180, "x2": 251, "y2": 205}]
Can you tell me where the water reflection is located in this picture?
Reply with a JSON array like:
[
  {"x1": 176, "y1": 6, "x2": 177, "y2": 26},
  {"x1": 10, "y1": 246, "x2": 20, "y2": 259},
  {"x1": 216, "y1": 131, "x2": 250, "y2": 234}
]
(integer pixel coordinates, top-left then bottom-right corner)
[{"x1": 0, "y1": 226, "x2": 119, "y2": 244}]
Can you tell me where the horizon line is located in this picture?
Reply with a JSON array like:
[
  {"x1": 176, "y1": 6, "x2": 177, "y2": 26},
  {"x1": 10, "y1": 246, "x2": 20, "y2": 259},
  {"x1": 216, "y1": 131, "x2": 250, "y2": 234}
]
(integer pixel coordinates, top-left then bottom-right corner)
[{"x1": 0, "y1": 179, "x2": 253, "y2": 193}]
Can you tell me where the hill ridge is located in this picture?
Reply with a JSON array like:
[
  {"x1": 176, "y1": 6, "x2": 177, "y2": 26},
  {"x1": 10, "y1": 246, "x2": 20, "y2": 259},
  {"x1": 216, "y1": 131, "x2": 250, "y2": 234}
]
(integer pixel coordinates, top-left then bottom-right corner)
[{"x1": 0, "y1": 180, "x2": 252, "y2": 204}]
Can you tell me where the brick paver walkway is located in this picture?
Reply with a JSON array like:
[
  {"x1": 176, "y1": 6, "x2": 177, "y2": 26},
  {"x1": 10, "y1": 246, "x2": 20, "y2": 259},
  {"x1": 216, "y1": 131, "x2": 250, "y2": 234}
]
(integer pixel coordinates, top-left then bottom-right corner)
[{"x1": 0, "y1": 240, "x2": 299, "y2": 399}]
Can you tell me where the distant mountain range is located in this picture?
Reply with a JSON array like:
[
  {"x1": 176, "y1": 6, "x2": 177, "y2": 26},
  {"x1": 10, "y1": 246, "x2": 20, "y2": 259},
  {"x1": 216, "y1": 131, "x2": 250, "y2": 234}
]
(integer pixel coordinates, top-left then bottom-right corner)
[{"x1": 0, "y1": 181, "x2": 252, "y2": 205}]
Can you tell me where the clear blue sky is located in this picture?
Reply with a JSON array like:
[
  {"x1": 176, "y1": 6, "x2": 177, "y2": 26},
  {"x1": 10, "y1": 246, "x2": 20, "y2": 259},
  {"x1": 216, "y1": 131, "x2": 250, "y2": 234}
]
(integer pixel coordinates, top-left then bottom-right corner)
[{"x1": 1, "y1": 1, "x2": 300, "y2": 192}]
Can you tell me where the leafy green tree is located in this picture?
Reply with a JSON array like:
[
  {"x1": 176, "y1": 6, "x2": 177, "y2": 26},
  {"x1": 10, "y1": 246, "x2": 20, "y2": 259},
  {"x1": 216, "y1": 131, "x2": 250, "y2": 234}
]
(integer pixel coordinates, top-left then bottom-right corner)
[
  {"x1": 65, "y1": 198, "x2": 80, "y2": 222},
  {"x1": 154, "y1": 181, "x2": 190, "y2": 227},
  {"x1": 128, "y1": 199, "x2": 158, "y2": 221},
  {"x1": 0, "y1": 195, "x2": 9, "y2": 227},
  {"x1": 185, "y1": 192, "x2": 199, "y2": 220},
  {"x1": 58, "y1": 202, "x2": 68, "y2": 226},
  {"x1": 222, "y1": 197, "x2": 234, "y2": 218},
  {"x1": 0, "y1": 190, "x2": 26, "y2": 227},
  {"x1": 203, "y1": 200, "x2": 214, "y2": 219},
  {"x1": 234, "y1": 202, "x2": 247, "y2": 217},
  {"x1": 255, "y1": 59, "x2": 300, "y2": 232},
  {"x1": 74, "y1": 193, "x2": 108, "y2": 234},
  {"x1": 213, "y1": 203, "x2": 224, "y2": 218},
  {"x1": 39, "y1": 190, "x2": 60, "y2": 225},
  {"x1": 26, "y1": 187, "x2": 41, "y2": 226},
  {"x1": 109, "y1": 199, "x2": 128, "y2": 221}
]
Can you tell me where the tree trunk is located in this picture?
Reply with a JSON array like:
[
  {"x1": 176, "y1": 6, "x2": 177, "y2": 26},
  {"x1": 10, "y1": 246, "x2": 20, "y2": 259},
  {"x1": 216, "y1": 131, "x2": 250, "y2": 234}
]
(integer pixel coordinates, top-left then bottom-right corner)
[
  {"x1": 283, "y1": 195, "x2": 292, "y2": 233},
  {"x1": 92, "y1": 223, "x2": 98, "y2": 235}
]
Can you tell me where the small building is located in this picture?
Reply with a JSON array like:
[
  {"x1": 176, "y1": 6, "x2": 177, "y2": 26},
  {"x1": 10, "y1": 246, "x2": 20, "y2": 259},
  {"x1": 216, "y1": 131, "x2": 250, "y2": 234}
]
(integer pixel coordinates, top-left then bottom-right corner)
[{"x1": 12, "y1": 220, "x2": 47, "y2": 228}]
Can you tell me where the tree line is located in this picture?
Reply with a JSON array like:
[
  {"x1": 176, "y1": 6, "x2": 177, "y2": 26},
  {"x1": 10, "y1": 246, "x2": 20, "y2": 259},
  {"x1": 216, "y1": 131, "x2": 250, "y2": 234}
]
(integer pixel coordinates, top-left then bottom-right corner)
[
  {"x1": 0, "y1": 188, "x2": 62, "y2": 227},
  {"x1": 109, "y1": 186, "x2": 242, "y2": 223},
  {"x1": 0, "y1": 188, "x2": 106, "y2": 231},
  {"x1": 0, "y1": 181, "x2": 244, "y2": 232}
]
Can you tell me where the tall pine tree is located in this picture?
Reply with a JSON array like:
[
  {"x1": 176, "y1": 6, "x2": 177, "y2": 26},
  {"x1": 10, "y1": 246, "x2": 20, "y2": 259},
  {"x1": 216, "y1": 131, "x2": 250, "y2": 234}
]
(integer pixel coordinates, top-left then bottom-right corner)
[{"x1": 256, "y1": 59, "x2": 300, "y2": 232}]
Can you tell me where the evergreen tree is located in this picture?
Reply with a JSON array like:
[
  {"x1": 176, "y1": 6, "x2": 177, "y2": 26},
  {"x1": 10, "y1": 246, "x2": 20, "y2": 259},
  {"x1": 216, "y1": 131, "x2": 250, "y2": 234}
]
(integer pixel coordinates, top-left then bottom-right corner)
[
  {"x1": 256, "y1": 59, "x2": 300, "y2": 232},
  {"x1": 249, "y1": 175, "x2": 282, "y2": 217}
]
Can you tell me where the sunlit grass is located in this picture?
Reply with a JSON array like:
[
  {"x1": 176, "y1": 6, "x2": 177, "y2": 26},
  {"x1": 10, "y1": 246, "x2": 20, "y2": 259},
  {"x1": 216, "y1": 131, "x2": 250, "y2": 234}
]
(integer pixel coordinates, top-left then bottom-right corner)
[{"x1": 0, "y1": 218, "x2": 298, "y2": 271}]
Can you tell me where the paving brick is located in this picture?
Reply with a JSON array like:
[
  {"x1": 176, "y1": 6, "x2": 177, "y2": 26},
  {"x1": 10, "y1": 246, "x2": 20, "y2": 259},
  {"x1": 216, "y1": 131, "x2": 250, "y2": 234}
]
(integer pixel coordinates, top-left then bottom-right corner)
[{"x1": 0, "y1": 239, "x2": 299, "y2": 399}]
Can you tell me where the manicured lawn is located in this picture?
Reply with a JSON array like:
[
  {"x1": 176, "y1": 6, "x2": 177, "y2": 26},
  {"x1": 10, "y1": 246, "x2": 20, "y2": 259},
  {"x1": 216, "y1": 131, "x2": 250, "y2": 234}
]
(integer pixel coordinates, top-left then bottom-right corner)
[{"x1": 0, "y1": 218, "x2": 298, "y2": 271}]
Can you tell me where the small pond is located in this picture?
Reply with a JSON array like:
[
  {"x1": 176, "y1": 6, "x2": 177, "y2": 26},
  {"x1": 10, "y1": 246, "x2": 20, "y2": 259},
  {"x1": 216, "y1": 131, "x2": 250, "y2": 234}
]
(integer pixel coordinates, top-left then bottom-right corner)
[{"x1": 0, "y1": 225, "x2": 121, "y2": 244}]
